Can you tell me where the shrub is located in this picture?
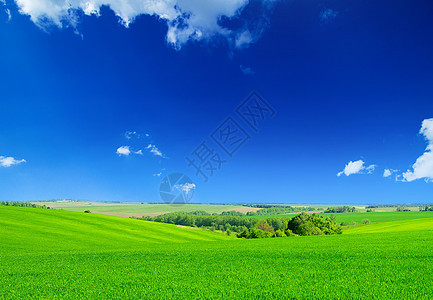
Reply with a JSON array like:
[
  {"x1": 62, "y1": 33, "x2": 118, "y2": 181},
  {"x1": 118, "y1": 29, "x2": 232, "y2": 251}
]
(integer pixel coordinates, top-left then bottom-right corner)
[
  {"x1": 237, "y1": 228, "x2": 249, "y2": 238},
  {"x1": 396, "y1": 206, "x2": 411, "y2": 212},
  {"x1": 362, "y1": 219, "x2": 371, "y2": 224},
  {"x1": 274, "y1": 230, "x2": 286, "y2": 237},
  {"x1": 284, "y1": 229, "x2": 295, "y2": 236},
  {"x1": 84, "y1": 210, "x2": 91, "y2": 213},
  {"x1": 287, "y1": 212, "x2": 341, "y2": 236},
  {"x1": 297, "y1": 221, "x2": 323, "y2": 236}
]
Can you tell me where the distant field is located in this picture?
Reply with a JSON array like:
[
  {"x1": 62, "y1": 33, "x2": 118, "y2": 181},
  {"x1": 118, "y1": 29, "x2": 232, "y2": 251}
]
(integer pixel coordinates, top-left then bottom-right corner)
[
  {"x1": 1, "y1": 206, "x2": 433, "y2": 299},
  {"x1": 344, "y1": 217, "x2": 433, "y2": 234},
  {"x1": 246, "y1": 211, "x2": 433, "y2": 223},
  {"x1": 32, "y1": 201, "x2": 259, "y2": 217},
  {"x1": 32, "y1": 201, "x2": 422, "y2": 219},
  {"x1": 318, "y1": 211, "x2": 433, "y2": 224}
]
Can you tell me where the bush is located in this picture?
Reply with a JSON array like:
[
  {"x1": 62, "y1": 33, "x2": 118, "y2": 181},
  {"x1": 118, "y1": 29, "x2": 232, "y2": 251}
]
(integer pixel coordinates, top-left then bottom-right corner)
[
  {"x1": 419, "y1": 205, "x2": 433, "y2": 211},
  {"x1": 221, "y1": 211, "x2": 245, "y2": 216},
  {"x1": 274, "y1": 230, "x2": 286, "y2": 237},
  {"x1": 362, "y1": 219, "x2": 371, "y2": 224},
  {"x1": 84, "y1": 210, "x2": 91, "y2": 213},
  {"x1": 284, "y1": 229, "x2": 295, "y2": 236},
  {"x1": 287, "y1": 212, "x2": 341, "y2": 236},
  {"x1": 297, "y1": 221, "x2": 323, "y2": 236},
  {"x1": 237, "y1": 228, "x2": 249, "y2": 238},
  {"x1": 396, "y1": 206, "x2": 411, "y2": 212}
]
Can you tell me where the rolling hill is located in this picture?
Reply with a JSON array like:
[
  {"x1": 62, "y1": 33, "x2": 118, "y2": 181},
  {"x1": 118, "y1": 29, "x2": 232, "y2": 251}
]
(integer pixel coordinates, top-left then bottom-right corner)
[{"x1": 1, "y1": 206, "x2": 433, "y2": 299}]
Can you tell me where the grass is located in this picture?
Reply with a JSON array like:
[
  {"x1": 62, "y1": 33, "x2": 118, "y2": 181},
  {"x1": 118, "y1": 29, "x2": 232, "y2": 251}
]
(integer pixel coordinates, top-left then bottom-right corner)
[
  {"x1": 320, "y1": 211, "x2": 433, "y2": 223},
  {"x1": 0, "y1": 206, "x2": 228, "y2": 253},
  {"x1": 247, "y1": 211, "x2": 433, "y2": 223},
  {"x1": 1, "y1": 206, "x2": 433, "y2": 299},
  {"x1": 344, "y1": 217, "x2": 433, "y2": 234}
]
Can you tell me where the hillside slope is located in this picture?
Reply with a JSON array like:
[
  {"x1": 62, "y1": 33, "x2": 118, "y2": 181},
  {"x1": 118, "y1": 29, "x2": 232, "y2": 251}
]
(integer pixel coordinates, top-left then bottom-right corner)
[{"x1": 0, "y1": 206, "x2": 231, "y2": 253}]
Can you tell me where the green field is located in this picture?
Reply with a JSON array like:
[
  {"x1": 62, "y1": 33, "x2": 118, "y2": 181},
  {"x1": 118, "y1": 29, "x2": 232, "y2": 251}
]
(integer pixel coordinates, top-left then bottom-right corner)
[
  {"x1": 32, "y1": 201, "x2": 256, "y2": 217},
  {"x1": 249, "y1": 211, "x2": 433, "y2": 223},
  {"x1": 1, "y1": 206, "x2": 433, "y2": 299},
  {"x1": 320, "y1": 211, "x2": 433, "y2": 224}
]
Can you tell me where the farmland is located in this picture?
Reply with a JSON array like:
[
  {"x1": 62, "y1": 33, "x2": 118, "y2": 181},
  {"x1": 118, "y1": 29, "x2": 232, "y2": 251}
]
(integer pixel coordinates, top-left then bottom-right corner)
[
  {"x1": 250, "y1": 211, "x2": 433, "y2": 224},
  {"x1": 1, "y1": 206, "x2": 433, "y2": 299},
  {"x1": 31, "y1": 201, "x2": 260, "y2": 217}
]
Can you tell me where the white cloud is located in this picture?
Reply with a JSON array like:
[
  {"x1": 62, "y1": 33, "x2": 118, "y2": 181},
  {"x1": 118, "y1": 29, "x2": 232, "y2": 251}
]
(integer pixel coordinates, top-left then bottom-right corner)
[
  {"x1": 173, "y1": 182, "x2": 195, "y2": 196},
  {"x1": 124, "y1": 131, "x2": 138, "y2": 140},
  {"x1": 320, "y1": 8, "x2": 338, "y2": 23},
  {"x1": 146, "y1": 144, "x2": 165, "y2": 157},
  {"x1": 181, "y1": 182, "x2": 195, "y2": 194},
  {"x1": 240, "y1": 65, "x2": 255, "y2": 75},
  {"x1": 402, "y1": 118, "x2": 433, "y2": 182},
  {"x1": 383, "y1": 169, "x2": 392, "y2": 178},
  {"x1": 116, "y1": 146, "x2": 131, "y2": 156},
  {"x1": 5, "y1": 8, "x2": 11, "y2": 20},
  {"x1": 383, "y1": 168, "x2": 398, "y2": 178},
  {"x1": 12, "y1": 0, "x2": 275, "y2": 49},
  {"x1": 366, "y1": 164, "x2": 376, "y2": 174},
  {"x1": 1, "y1": 0, "x2": 11, "y2": 21},
  {"x1": 153, "y1": 168, "x2": 166, "y2": 176},
  {"x1": 0, "y1": 156, "x2": 26, "y2": 167},
  {"x1": 337, "y1": 160, "x2": 376, "y2": 177},
  {"x1": 117, "y1": 132, "x2": 165, "y2": 158},
  {"x1": 235, "y1": 30, "x2": 253, "y2": 48}
]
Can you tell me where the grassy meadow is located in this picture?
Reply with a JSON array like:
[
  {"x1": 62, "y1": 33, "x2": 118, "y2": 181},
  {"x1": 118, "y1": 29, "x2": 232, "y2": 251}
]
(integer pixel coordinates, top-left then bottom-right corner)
[
  {"x1": 250, "y1": 211, "x2": 433, "y2": 223},
  {"x1": 1, "y1": 205, "x2": 433, "y2": 299}
]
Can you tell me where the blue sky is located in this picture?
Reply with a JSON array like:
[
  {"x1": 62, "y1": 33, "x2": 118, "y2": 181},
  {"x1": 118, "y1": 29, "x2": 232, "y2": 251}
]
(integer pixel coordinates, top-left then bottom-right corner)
[{"x1": 1, "y1": 0, "x2": 432, "y2": 204}]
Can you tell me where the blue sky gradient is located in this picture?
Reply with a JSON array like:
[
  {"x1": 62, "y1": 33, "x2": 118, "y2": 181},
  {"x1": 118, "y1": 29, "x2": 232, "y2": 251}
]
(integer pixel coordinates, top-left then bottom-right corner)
[{"x1": 1, "y1": 0, "x2": 432, "y2": 204}]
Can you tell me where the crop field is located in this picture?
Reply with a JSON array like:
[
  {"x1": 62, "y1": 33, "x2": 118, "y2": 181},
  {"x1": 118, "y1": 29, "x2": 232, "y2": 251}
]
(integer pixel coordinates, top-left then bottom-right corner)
[
  {"x1": 318, "y1": 211, "x2": 433, "y2": 224},
  {"x1": 1, "y1": 206, "x2": 433, "y2": 299},
  {"x1": 31, "y1": 201, "x2": 258, "y2": 217},
  {"x1": 250, "y1": 211, "x2": 433, "y2": 223}
]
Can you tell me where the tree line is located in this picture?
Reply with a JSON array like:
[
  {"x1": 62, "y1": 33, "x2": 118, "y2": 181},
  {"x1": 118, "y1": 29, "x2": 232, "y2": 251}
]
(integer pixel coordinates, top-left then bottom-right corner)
[
  {"x1": 324, "y1": 206, "x2": 357, "y2": 213},
  {"x1": 0, "y1": 201, "x2": 50, "y2": 209},
  {"x1": 244, "y1": 205, "x2": 320, "y2": 216},
  {"x1": 136, "y1": 211, "x2": 342, "y2": 239},
  {"x1": 419, "y1": 205, "x2": 433, "y2": 211}
]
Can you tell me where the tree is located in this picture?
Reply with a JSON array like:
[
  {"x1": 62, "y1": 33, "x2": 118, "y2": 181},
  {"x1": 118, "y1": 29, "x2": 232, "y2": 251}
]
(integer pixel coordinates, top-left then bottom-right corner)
[
  {"x1": 297, "y1": 221, "x2": 323, "y2": 236},
  {"x1": 257, "y1": 220, "x2": 274, "y2": 233},
  {"x1": 287, "y1": 212, "x2": 341, "y2": 236},
  {"x1": 237, "y1": 227, "x2": 249, "y2": 238}
]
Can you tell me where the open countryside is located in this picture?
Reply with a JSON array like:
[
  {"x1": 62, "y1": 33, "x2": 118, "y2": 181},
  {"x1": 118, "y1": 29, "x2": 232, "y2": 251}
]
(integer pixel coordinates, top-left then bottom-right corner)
[{"x1": 1, "y1": 202, "x2": 433, "y2": 298}]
